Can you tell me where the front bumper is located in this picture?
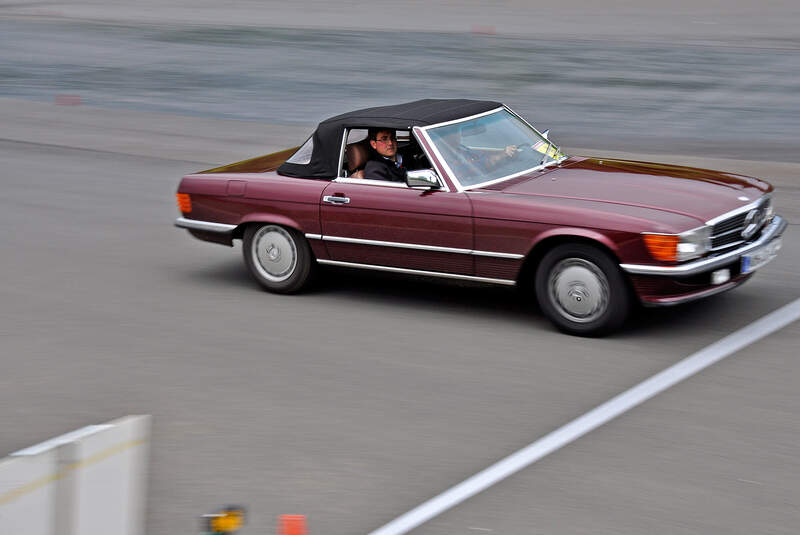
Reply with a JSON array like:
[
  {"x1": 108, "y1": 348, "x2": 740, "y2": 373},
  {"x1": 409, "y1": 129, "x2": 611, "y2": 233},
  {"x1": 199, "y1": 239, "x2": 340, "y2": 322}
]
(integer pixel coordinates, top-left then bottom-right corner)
[
  {"x1": 621, "y1": 215, "x2": 786, "y2": 276},
  {"x1": 620, "y1": 215, "x2": 787, "y2": 306}
]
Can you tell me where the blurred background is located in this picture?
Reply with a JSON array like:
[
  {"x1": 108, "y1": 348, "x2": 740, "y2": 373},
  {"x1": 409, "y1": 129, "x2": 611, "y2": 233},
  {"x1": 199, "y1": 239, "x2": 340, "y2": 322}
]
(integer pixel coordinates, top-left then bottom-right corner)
[
  {"x1": 1, "y1": 2, "x2": 798, "y2": 535},
  {"x1": 2, "y1": 0, "x2": 799, "y2": 159}
]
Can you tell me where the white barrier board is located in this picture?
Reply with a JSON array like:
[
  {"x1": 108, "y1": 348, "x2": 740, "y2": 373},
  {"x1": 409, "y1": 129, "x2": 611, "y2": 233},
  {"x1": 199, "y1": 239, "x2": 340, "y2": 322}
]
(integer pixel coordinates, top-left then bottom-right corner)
[{"x1": 0, "y1": 415, "x2": 151, "y2": 535}]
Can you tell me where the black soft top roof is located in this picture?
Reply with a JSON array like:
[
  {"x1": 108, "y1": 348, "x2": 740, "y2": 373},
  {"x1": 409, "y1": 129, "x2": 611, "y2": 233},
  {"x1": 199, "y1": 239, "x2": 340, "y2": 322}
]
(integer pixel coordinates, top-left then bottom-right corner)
[{"x1": 277, "y1": 99, "x2": 503, "y2": 179}]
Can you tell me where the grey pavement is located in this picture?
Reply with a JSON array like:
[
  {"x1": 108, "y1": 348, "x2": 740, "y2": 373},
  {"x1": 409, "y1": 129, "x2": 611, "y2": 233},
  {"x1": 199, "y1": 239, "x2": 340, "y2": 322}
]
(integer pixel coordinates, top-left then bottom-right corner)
[{"x1": 0, "y1": 99, "x2": 798, "y2": 534}]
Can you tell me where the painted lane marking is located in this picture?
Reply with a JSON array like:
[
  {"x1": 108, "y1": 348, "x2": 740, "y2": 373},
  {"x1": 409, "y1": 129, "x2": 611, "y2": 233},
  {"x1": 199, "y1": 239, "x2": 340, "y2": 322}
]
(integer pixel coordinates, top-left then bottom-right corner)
[
  {"x1": 736, "y1": 478, "x2": 765, "y2": 486},
  {"x1": 368, "y1": 297, "x2": 800, "y2": 535}
]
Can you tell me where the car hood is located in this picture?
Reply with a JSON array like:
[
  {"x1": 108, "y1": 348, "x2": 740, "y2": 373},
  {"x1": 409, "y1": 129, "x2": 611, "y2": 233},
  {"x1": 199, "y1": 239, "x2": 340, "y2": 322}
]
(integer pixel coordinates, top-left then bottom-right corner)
[{"x1": 475, "y1": 157, "x2": 771, "y2": 223}]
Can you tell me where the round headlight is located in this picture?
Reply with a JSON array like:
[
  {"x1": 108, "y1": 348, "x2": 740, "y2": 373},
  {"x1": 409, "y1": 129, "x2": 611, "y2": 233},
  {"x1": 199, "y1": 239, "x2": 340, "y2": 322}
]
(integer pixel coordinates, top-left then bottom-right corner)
[{"x1": 677, "y1": 225, "x2": 711, "y2": 262}]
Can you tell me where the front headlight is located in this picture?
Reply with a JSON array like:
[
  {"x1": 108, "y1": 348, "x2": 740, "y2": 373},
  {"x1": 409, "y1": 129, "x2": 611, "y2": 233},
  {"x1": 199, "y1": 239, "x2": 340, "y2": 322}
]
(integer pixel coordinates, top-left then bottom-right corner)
[
  {"x1": 763, "y1": 195, "x2": 775, "y2": 223},
  {"x1": 643, "y1": 225, "x2": 711, "y2": 263}
]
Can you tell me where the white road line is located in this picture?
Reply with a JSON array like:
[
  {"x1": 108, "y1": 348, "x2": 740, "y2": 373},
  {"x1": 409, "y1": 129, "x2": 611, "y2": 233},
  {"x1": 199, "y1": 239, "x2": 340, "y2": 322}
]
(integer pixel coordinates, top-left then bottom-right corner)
[{"x1": 368, "y1": 297, "x2": 800, "y2": 535}]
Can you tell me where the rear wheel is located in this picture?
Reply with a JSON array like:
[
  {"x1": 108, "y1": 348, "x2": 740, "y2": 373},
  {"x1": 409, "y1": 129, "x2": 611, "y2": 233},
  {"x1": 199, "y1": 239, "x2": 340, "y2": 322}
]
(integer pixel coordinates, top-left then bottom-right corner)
[
  {"x1": 535, "y1": 243, "x2": 630, "y2": 336},
  {"x1": 242, "y1": 224, "x2": 314, "y2": 293}
]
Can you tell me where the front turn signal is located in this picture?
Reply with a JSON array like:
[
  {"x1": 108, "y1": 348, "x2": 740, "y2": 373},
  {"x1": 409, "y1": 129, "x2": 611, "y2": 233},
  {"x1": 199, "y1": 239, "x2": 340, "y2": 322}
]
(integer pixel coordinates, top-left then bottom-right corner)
[
  {"x1": 643, "y1": 233, "x2": 679, "y2": 262},
  {"x1": 176, "y1": 193, "x2": 192, "y2": 213}
]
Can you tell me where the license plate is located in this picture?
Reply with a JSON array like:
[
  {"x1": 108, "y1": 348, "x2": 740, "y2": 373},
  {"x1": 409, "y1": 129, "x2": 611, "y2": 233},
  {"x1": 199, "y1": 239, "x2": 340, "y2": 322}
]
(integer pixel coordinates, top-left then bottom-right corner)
[{"x1": 741, "y1": 237, "x2": 782, "y2": 274}]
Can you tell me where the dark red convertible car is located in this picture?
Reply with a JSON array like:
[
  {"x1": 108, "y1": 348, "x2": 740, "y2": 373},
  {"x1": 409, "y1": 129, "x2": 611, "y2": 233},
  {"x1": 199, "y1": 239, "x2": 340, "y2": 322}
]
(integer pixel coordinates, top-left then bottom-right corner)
[{"x1": 175, "y1": 99, "x2": 785, "y2": 335}]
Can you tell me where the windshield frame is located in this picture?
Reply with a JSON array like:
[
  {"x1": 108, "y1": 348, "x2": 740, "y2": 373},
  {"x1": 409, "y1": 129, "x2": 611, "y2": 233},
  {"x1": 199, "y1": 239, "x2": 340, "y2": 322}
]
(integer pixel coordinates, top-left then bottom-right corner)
[{"x1": 416, "y1": 106, "x2": 568, "y2": 191}]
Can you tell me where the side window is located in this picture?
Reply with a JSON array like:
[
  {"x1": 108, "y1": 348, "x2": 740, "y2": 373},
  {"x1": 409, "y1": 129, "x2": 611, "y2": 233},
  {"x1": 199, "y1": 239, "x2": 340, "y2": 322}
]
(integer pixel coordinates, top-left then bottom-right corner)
[
  {"x1": 340, "y1": 128, "x2": 432, "y2": 181},
  {"x1": 285, "y1": 136, "x2": 314, "y2": 164},
  {"x1": 347, "y1": 129, "x2": 368, "y2": 144}
]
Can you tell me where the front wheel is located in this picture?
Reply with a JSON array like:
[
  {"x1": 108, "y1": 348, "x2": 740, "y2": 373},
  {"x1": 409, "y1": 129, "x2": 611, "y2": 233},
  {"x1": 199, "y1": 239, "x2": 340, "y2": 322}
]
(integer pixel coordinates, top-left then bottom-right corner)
[
  {"x1": 535, "y1": 243, "x2": 631, "y2": 336},
  {"x1": 242, "y1": 224, "x2": 314, "y2": 294}
]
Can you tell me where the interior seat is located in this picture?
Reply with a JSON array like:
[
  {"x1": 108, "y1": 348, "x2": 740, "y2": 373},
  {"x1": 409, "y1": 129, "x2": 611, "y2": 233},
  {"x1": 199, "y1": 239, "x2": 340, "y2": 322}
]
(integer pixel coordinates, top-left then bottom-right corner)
[{"x1": 345, "y1": 142, "x2": 368, "y2": 179}]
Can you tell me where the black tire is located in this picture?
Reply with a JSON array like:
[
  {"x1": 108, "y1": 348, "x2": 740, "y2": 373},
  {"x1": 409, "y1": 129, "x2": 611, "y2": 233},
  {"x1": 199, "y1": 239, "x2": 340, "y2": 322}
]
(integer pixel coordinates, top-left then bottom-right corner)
[
  {"x1": 534, "y1": 243, "x2": 631, "y2": 336},
  {"x1": 242, "y1": 224, "x2": 315, "y2": 294}
]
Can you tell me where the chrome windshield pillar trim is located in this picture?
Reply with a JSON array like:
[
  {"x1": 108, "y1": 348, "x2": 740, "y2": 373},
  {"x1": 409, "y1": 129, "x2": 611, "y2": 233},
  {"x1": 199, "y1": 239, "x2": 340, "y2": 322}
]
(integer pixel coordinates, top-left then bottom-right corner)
[
  {"x1": 305, "y1": 233, "x2": 322, "y2": 240},
  {"x1": 621, "y1": 215, "x2": 787, "y2": 276},
  {"x1": 318, "y1": 235, "x2": 524, "y2": 259},
  {"x1": 317, "y1": 259, "x2": 517, "y2": 286},
  {"x1": 175, "y1": 217, "x2": 236, "y2": 233},
  {"x1": 415, "y1": 126, "x2": 463, "y2": 192},
  {"x1": 418, "y1": 107, "x2": 506, "y2": 130},
  {"x1": 417, "y1": 106, "x2": 568, "y2": 192}
]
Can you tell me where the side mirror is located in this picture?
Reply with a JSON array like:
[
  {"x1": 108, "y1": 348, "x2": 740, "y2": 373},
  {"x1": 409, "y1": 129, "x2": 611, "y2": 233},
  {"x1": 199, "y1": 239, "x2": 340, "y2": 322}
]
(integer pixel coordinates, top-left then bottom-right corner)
[
  {"x1": 406, "y1": 169, "x2": 442, "y2": 190},
  {"x1": 541, "y1": 129, "x2": 550, "y2": 139}
]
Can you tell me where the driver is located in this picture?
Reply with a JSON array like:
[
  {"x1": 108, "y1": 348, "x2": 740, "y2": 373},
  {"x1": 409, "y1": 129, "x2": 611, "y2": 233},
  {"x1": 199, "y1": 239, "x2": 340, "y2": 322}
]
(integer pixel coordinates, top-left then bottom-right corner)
[
  {"x1": 364, "y1": 128, "x2": 407, "y2": 182},
  {"x1": 439, "y1": 127, "x2": 519, "y2": 176}
]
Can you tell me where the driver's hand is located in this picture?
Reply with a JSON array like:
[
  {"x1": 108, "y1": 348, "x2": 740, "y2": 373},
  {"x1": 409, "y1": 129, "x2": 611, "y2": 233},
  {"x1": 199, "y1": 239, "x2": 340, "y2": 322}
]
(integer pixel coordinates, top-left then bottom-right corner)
[{"x1": 504, "y1": 145, "x2": 517, "y2": 157}]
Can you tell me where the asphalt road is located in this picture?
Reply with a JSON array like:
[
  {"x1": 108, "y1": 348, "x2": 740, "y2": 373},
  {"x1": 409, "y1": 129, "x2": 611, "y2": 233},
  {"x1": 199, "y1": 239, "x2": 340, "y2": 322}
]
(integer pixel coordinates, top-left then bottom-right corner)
[{"x1": 0, "y1": 99, "x2": 798, "y2": 534}]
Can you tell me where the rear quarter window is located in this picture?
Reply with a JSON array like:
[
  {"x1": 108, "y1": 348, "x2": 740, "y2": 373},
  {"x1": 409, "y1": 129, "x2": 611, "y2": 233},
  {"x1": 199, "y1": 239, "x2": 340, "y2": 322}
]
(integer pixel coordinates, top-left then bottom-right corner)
[{"x1": 285, "y1": 136, "x2": 314, "y2": 164}]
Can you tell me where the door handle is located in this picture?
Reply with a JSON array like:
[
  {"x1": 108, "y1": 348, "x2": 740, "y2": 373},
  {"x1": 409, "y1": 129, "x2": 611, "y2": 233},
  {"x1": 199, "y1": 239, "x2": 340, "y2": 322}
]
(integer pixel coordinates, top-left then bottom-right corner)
[{"x1": 323, "y1": 195, "x2": 350, "y2": 204}]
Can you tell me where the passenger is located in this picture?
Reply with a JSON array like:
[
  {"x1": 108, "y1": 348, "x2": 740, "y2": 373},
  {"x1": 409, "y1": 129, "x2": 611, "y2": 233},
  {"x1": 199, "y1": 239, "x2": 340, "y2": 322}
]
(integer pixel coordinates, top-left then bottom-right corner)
[{"x1": 364, "y1": 128, "x2": 407, "y2": 182}]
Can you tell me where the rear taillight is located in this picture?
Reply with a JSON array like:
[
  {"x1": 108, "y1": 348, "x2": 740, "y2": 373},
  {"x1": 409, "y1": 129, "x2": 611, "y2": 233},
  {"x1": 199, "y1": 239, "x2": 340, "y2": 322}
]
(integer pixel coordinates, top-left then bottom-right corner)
[{"x1": 176, "y1": 193, "x2": 192, "y2": 213}]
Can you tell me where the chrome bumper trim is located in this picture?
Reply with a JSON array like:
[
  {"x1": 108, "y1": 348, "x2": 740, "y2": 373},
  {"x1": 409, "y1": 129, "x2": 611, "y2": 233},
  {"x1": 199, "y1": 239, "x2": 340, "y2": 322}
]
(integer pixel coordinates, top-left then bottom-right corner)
[
  {"x1": 316, "y1": 259, "x2": 517, "y2": 286},
  {"x1": 175, "y1": 217, "x2": 237, "y2": 233},
  {"x1": 308, "y1": 234, "x2": 525, "y2": 260},
  {"x1": 621, "y1": 215, "x2": 787, "y2": 276}
]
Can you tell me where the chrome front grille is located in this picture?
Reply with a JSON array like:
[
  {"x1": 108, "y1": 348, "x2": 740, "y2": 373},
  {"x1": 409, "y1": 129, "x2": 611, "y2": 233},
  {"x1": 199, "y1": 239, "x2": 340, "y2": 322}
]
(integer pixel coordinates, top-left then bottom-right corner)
[
  {"x1": 709, "y1": 196, "x2": 770, "y2": 252},
  {"x1": 710, "y1": 212, "x2": 748, "y2": 251}
]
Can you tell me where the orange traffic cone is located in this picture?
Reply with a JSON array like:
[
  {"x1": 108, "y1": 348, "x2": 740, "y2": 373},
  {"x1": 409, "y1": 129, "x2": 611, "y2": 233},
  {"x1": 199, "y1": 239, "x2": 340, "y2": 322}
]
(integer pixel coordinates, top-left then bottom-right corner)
[{"x1": 278, "y1": 515, "x2": 308, "y2": 535}]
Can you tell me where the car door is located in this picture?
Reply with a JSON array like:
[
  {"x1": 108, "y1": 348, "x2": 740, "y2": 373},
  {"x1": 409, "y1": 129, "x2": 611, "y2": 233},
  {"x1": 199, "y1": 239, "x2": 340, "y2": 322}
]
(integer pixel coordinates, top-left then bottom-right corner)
[{"x1": 319, "y1": 179, "x2": 474, "y2": 275}]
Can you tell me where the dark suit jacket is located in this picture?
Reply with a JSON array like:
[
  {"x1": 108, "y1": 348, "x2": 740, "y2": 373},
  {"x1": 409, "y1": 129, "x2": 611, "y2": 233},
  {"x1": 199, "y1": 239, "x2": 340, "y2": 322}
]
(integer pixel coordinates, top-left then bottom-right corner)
[{"x1": 364, "y1": 157, "x2": 407, "y2": 182}]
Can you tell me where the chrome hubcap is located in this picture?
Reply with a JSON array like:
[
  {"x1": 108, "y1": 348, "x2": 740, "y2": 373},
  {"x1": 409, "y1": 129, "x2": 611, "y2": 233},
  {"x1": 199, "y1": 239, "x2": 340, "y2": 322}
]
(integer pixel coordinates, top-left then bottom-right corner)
[
  {"x1": 252, "y1": 226, "x2": 296, "y2": 282},
  {"x1": 549, "y1": 258, "x2": 609, "y2": 323}
]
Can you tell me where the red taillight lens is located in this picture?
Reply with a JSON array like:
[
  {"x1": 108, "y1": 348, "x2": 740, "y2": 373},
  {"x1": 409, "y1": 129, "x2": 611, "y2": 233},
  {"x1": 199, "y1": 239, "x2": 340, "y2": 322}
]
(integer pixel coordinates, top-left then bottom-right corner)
[{"x1": 176, "y1": 193, "x2": 192, "y2": 213}]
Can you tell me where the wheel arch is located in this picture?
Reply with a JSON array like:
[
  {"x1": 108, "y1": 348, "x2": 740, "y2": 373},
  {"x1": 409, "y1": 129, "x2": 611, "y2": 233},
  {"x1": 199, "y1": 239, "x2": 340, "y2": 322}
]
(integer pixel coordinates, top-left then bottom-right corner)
[
  {"x1": 516, "y1": 228, "x2": 624, "y2": 289},
  {"x1": 232, "y1": 213, "x2": 305, "y2": 240}
]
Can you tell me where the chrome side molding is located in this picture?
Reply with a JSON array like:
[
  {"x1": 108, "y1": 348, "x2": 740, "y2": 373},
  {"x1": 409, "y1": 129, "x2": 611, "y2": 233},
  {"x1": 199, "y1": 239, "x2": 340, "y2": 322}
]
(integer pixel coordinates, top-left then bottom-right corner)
[
  {"x1": 316, "y1": 259, "x2": 517, "y2": 286},
  {"x1": 307, "y1": 234, "x2": 524, "y2": 260}
]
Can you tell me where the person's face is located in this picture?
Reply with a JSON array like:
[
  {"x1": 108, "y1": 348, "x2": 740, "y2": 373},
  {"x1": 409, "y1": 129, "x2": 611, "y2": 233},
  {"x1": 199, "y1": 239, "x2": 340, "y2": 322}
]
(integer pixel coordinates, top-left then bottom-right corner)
[{"x1": 370, "y1": 130, "x2": 397, "y2": 159}]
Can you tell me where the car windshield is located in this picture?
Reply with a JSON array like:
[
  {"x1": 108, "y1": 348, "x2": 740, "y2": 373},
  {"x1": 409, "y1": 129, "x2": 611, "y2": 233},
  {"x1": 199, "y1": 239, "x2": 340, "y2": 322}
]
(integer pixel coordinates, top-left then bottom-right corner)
[{"x1": 425, "y1": 109, "x2": 566, "y2": 188}]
